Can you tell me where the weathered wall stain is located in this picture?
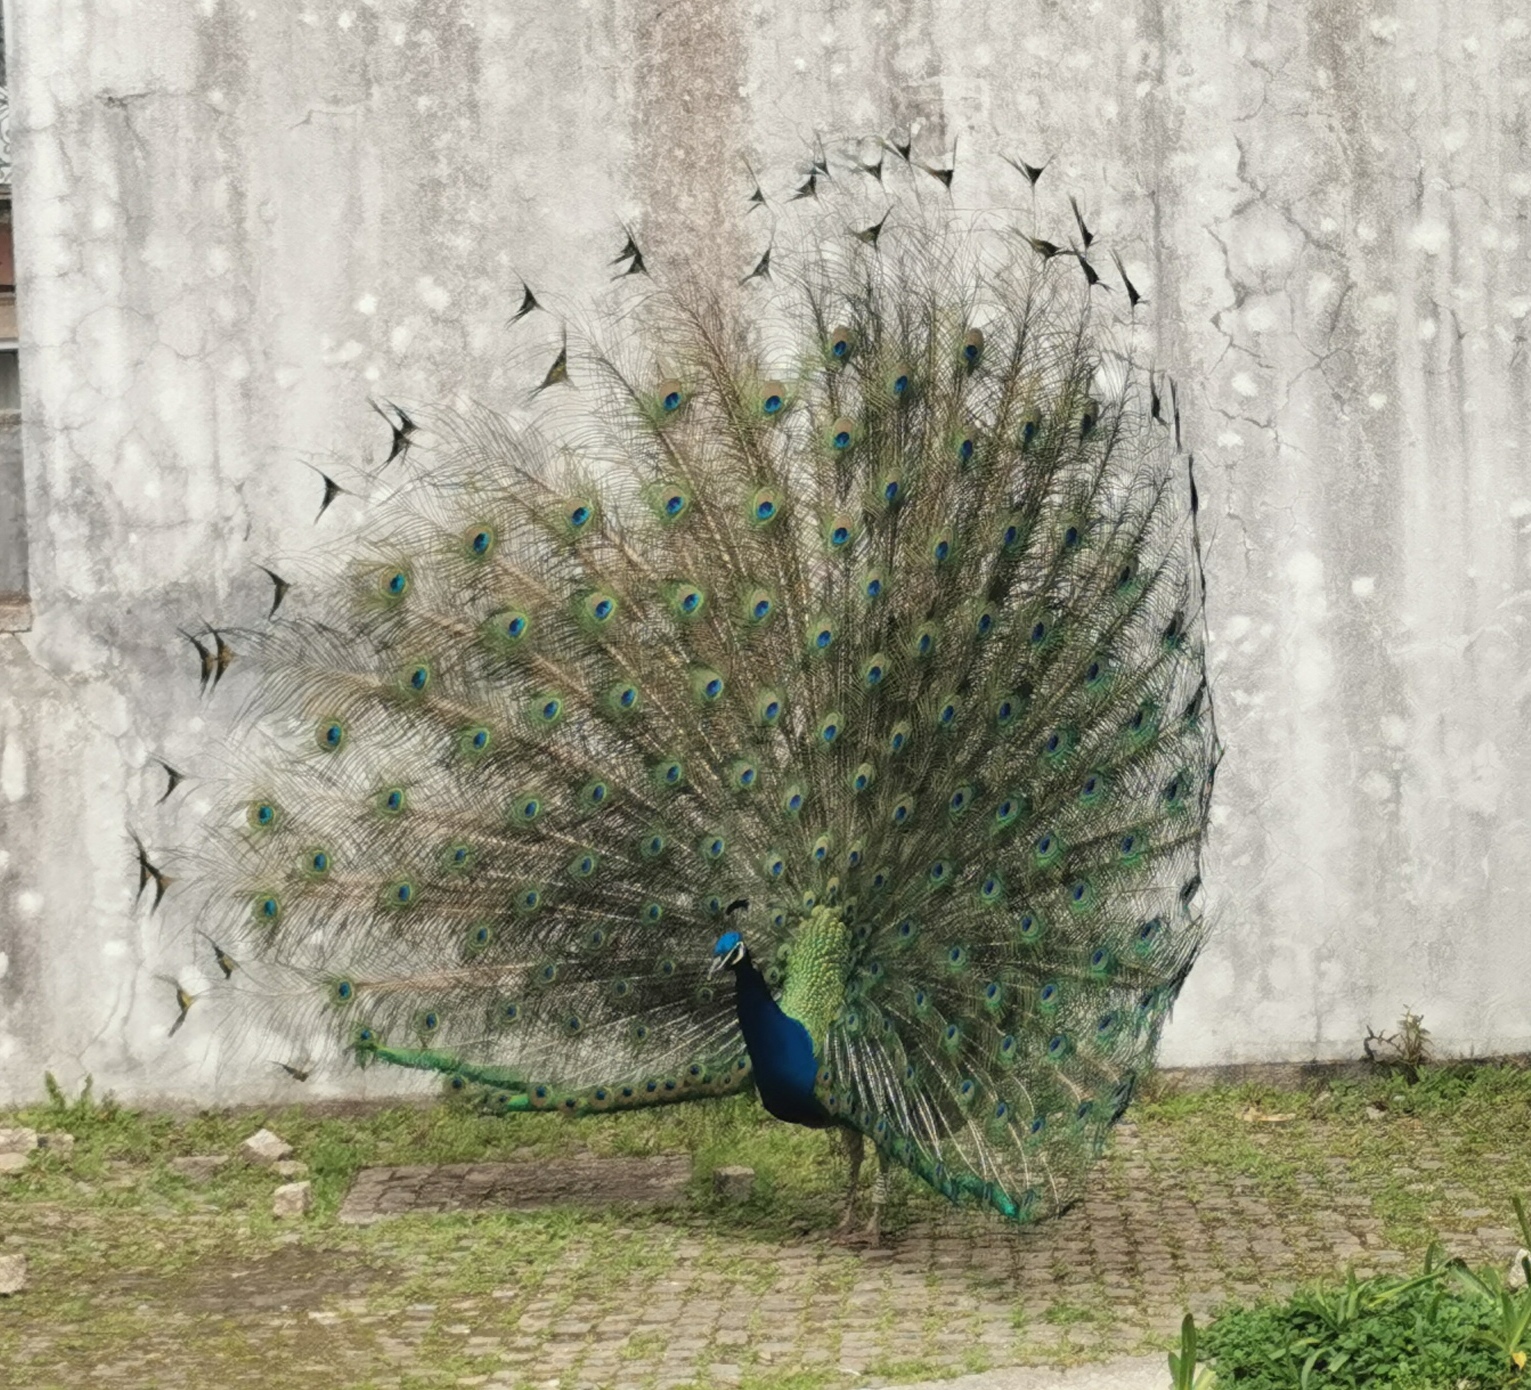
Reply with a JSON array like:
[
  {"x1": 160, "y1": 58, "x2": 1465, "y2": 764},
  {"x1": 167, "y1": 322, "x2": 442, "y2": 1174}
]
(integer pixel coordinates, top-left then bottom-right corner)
[{"x1": 1, "y1": 0, "x2": 1528, "y2": 1102}]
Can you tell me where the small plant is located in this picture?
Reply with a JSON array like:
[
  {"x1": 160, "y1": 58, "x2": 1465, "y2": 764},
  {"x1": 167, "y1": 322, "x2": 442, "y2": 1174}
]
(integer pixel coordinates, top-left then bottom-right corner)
[
  {"x1": 1362, "y1": 1006, "x2": 1432, "y2": 1085},
  {"x1": 1199, "y1": 1198, "x2": 1531, "y2": 1388},
  {"x1": 1168, "y1": 1312, "x2": 1216, "y2": 1389},
  {"x1": 41, "y1": 1071, "x2": 117, "y2": 1127},
  {"x1": 1450, "y1": 1195, "x2": 1531, "y2": 1372}
]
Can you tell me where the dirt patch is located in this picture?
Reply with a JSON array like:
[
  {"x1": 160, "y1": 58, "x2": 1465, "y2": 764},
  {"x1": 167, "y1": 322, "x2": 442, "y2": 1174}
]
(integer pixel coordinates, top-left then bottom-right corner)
[
  {"x1": 338, "y1": 1153, "x2": 692, "y2": 1224},
  {"x1": 111, "y1": 1243, "x2": 384, "y2": 1313}
]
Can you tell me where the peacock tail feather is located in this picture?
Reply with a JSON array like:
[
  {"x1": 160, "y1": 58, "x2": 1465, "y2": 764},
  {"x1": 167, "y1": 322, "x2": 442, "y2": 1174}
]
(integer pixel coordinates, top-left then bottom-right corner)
[{"x1": 186, "y1": 141, "x2": 1220, "y2": 1223}]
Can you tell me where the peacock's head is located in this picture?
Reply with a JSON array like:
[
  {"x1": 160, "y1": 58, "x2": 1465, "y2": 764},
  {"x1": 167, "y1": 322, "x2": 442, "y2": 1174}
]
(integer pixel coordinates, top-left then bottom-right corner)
[{"x1": 711, "y1": 930, "x2": 748, "y2": 972}]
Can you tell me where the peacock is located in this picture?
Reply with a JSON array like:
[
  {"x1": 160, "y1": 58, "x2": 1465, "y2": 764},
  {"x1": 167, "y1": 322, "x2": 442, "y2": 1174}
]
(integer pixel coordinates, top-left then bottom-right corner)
[{"x1": 165, "y1": 136, "x2": 1221, "y2": 1241}]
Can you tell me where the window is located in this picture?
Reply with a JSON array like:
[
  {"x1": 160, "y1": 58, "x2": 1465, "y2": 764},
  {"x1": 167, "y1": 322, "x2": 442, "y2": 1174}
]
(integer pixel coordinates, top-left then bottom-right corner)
[{"x1": 0, "y1": 7, "x2": 25, "y2": 633}]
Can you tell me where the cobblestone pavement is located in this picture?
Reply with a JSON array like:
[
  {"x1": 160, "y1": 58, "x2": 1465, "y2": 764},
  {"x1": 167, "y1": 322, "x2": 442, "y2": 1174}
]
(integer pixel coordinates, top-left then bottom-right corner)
[{"x1": 3, "y1": 1121, "x2": 1527, "y2": 1389}]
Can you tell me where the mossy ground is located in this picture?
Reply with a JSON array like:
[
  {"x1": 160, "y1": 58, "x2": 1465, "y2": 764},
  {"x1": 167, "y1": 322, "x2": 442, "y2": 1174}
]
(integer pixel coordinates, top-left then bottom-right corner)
[{"x1": 1, "y1": 1062, "x2": 1529, "y2": 1389}]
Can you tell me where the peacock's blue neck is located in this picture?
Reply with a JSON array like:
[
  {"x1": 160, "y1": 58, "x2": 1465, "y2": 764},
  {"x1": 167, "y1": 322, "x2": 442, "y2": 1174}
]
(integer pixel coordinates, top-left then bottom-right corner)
[{"x1": 731, "y1": 955, "x2": 833, "y2": 1128}]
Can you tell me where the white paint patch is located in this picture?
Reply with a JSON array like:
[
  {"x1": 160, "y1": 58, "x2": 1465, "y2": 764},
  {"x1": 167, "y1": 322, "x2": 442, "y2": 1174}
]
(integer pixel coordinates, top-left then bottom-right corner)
[
  {"x1": 390, "y1": 325, "x2": 412, "y2": 354},
  {"x1": 0, "y1": 952, "x2": 7, "y2": 980},
  {"x1": 1217, "y1": 430, "x2": 1243, "y2": 448},
  {"x1": 1306, "y1": 272, "x2": 1338, "y2": 314},
  {"x1": 1370, "y1": 15, "x2": 1400, "y2": 39},
  {"x1": 16, "y1": 891, "x2": 42, "y2": 917},
  {"x1": 1245, "y1": 303, "x2": 1278, "y2": 333},
  {"x1": 1367, "y1": 393, "x2": 1388, "y2": 410},
  {"x1": 1508, "y1": 296, "x2": 1531, "y2": 321},
  {"x1": 1380, "y1": 715, "x2": 1408, "y2": 747},
  {"x1": 355, "y1": 293, "x2": 377, "y2": 315},
  {"x1": 415, "y1": 277, "x2": 451, "y2": 312},
  {"x1": 364, "y1": 364, "x2": 381, "y2": 382},
  {"x1": 1351, "y1": 576, "x2": 1376, "y2": 597},
  {"x1": 1441, "y1": 127, "x2": 1469, "y2": 153},
  {"x1": 1286, "y1": 551, "x2": 1330, "y2": 699},
  {"x1": 1230, "y1": 372, "x2": 1258, "y2": 398},
  {"x1": 102, "y1": 940, "x2": 128, "y2": 959},
  {"x1": 1360, "y1": 770, "x2": 1393, "y2": 802},
  {"x1": 1508, "y1": 498, "x2": 1531, "y2": 519},
  {"x1": 1418, "y1": 318, "x2": 1438, "y2": 341},
  {"x1": 1410, "y1": 220, "x2": 1449, "y2": 255},
  {"x1": 1461, "y1": 741, "x2": 1505, "y2": 817},
  {"x1": 1223, "y1": 614, "x2": 1253, "y2": 642},
  {"x1": 338, "y1": 9, "x2": 353, "y2": 27},
  {"x1": 0, "y1": 735, "x2": 25, "y2": 801}
]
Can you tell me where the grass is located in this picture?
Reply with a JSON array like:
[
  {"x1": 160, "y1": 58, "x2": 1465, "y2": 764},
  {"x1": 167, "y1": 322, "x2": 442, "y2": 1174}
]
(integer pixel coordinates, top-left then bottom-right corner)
[{"x1": 1, "y1": 1060, "x2": 1529, "y2": 1388}]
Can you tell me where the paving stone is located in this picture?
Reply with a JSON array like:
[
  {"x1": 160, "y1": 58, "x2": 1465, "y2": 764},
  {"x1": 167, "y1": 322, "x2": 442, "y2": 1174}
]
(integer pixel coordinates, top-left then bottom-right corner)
[
  {"x1": 0, "y1": 1127, "x2": 38, "y2": 1154},
  {"x1": 0, "y1": 1152, "x2": 27, "y2": 1175},
  {"x1": 338, "y1": 1153, "x2": 691, "y2": 1224},
  {"x1": 272, "y1": 1181, "x2": 313, "y2": 1218},
  {"x1": 240, "y1": 1128, "x2": 295, "y2": 1166},
  {"x1": 0, "y1": 1253, "x2": 26, "y2": 1295},
  {"x1": 36, "y1": 1131, "x2": 75, "y2": 1158},
  {"x1": 169, "y1": 1155, "x2": 230, "y2": 1183}
]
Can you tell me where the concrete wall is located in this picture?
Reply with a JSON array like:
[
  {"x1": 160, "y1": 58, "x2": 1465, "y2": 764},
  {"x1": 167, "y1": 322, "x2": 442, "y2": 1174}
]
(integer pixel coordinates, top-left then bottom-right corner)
[{"x1": 2, "y1": 0, "x2": 1529, "y2": 1106}]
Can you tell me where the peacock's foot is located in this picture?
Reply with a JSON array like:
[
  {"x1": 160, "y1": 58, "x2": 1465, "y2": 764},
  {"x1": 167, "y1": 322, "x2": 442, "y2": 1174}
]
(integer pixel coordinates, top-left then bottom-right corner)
[{"x1": 864, "y1": 1212, "x2": 882, "y2": 1248}]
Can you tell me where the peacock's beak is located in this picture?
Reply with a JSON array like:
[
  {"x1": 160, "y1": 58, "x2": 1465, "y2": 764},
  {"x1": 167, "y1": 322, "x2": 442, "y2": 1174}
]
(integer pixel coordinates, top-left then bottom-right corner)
[{"x1": 708, "y1": 953, "x2": 726, "y2": 975}]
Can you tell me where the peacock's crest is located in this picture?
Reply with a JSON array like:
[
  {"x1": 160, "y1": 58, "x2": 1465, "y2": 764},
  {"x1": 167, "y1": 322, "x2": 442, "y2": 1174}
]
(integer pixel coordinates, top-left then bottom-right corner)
[{"x1": 168, "y1": 136, "x2": 1221, "y2": 1224}]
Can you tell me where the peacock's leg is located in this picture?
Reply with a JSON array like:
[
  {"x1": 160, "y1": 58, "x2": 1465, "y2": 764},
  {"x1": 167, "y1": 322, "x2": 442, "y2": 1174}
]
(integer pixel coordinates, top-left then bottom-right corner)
[
  {"x1": 837, "y1": 1127, "x2": 864, "y2": 1232},
  {"x1": 866, "y1": 1150, "x2": 889, "y2": 1246}
]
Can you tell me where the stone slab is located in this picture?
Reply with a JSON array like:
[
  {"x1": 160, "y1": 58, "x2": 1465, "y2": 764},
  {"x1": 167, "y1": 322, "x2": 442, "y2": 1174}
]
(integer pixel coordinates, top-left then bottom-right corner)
[{"x1": 337, "y1": 1154, "x2": 691, "y2": 1225}]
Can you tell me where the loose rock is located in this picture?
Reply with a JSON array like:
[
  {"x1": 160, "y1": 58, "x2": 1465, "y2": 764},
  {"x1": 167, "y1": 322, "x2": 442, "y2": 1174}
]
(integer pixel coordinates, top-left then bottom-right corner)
[
  {"x1": 0, "y1": 1153, "x2": 28, "y2": 1176},
  {"x1": 272, "y1": 1159, "x2": 309, "y2": 1179},
  {"x1": 169, "y1": 1155, "x2": 229, "y2": 1184},
  {"x1": 713, "y1": 1165, "x2": 756, "y2": 1200},
  {"x1": 0, "y1": 1128, "x2": 38, "y2": 1155},
  {"x1": 272, "y1": 1180, "x2": 313, "y2": 1218},
  {"x1": 240, "y1": 1128, "x2": 294, "y2": 1166},
  {"x1": 1510, "y1": 1248, "x2": 1531, "y2": 1292},
  {"x1": 0, "y1": 1253, "x2": 26, "y2": 1295},
  {"x1": 35, "y1": 1132, "x2": 75, "y2": 1159}
]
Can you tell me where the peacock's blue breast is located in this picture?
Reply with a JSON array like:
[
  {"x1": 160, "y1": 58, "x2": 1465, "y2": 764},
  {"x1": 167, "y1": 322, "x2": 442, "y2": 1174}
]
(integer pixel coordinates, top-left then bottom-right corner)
[{"x1": 733, "y1": 964, "x2": 833, "y2": 1128}]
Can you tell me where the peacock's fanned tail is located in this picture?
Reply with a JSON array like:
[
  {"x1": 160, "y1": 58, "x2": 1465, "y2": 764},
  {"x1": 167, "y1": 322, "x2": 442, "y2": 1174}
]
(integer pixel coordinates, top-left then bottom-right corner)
[{"x1": 193, "y1": 149, "x2": 1219, "y2": 1223}]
